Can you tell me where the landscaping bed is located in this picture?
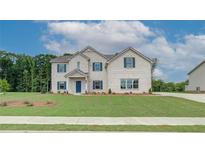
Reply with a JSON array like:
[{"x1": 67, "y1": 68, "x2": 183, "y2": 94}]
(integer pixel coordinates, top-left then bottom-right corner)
[{"x1": 0, "y1": 100, "x2": 55, "y2": 107}]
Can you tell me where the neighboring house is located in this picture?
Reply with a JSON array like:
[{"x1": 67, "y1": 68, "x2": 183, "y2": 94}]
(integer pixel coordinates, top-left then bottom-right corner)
[
  {"x1": 186, "y1": 61, "x2": 205, "y2": 92},
  {"x1": 50, "y1": 46, "x2": 154, "y2": 94}
]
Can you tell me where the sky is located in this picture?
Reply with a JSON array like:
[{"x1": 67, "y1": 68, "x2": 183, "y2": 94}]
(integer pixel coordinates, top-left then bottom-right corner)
[{"x1": 1, "y1": 20, "x2": 205, "y2": 82}]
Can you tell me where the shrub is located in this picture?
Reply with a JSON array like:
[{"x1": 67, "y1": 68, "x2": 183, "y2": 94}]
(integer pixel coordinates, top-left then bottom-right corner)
[
  {"x1": 0, "y1": 102, "x2": 7, "y2": 107},
  {"x1": 149, "y1": 88, "x2": 152, "y2": 94},
  {"x1": 0, "y1": 79, "x2": 10, "y2": 93},
  {"x1": 92, "y1": 92, "x2": 97, "y2": 95},
  {"x1": 24, "y1": 101, "x2": 33, "y2": 106},
  {"x1": 24, "y1": 101, "x2": 30, "y2": 104},
  {"x1": 47, "y1": 101, "x2": 52, "y2": 104},
  {"x1": 27, "y1": 103, "x2": 33, "y2": 107},
  {"x1": 108, "y1": 88, "x2": 112, "y2": 94}
]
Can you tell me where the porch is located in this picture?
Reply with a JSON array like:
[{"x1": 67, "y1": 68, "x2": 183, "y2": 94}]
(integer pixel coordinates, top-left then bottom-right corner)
[{"x1": 64, "y1": 69, "x2": 88, "y2": 94}]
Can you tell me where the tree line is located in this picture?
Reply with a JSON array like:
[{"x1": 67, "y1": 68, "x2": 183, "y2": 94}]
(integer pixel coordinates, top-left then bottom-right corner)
[
  {"x1": 152, "y1": 79, "x2": 188, "y2": 92},
  {"x1": 0, "y1": 50, "x2": 188, "y2": 93},
  {"x1": 0, "y1": 50, "x2": 56, "y2": 92}
]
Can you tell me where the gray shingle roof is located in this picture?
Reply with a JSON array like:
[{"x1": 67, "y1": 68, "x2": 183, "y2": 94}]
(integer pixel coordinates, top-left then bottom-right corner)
[
  {"x1": 103, "y1": 54, "x2": 116, "y2": 60},
  {"x1": 50, "y1": 46, "x2": 153, "y2": 64},
  {"x1": 50, "y1": 53, "x2": 115, "y2": 63},
  {"x1": 50, "y1": 55, "x2": 73, "y2": 63}
]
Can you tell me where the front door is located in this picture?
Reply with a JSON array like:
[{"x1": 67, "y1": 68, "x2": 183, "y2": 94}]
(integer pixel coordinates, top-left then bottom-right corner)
[{"x1": 76, "y1": 81, "x2": 81, "y2": 93}]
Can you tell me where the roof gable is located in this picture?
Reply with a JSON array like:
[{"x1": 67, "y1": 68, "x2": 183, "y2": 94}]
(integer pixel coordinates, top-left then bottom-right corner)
[
  {"x1": 69, "y1": 51, "x2": 90, "y2": 61},
  {"x1": 64, "y1": 69, "x2": 88, "y2": 78},
  {"x1": 107, "y1": 47, "x2": 154, "y2": 64},
  {"x1": 188, "y1": 61, "x2": 205, "y2": 75},
  {"x1": 80, "y1": 46, "x2": 109, "y2": 60}
]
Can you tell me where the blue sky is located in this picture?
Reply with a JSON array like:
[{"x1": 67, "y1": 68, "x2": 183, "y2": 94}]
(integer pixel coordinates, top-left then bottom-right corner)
[{"x1": 1, "y1": 20, "x2": 205, "y2": 82}]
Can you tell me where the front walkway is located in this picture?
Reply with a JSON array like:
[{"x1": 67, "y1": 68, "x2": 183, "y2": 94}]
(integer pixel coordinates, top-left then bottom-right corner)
[
  {"x1": 1, "y1": 116, "x2": 205, "y2": 125},
  {"x1": 154, "y1": 92, "x2": 205, "y2": 103}
]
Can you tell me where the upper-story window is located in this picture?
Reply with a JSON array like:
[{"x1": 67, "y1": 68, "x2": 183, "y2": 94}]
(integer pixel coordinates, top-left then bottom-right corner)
[
  {"x1": 57, "y1": 64, "x2": 66, "y2": 73},
  {"x1": 77, "y1": 61, "x2": 80, "y2": 69},
  {"x1": 124, "y1": 57, "x2": 135, "y2": 68},
  {"x1": 93, "y1": 62, "x2": 102, "y2": 71}
]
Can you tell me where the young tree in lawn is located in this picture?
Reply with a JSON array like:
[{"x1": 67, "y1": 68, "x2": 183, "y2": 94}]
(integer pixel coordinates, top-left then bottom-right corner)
[
  {"x1": 0, "y1": 79, "x2": 10, "y2": 92},
  {"x1": 0, "y1": 51, "x2": 17, "y2": 91}
]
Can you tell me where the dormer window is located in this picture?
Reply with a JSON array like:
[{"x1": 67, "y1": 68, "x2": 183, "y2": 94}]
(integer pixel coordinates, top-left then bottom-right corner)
[
  {"x1": 57, "y1": 64, "x2": 66, "y2": 73},
  {"x1": 93, "y1": 62, "x2": 102, "y2": 71},
  {"x1": 124, "y1": 57, "x2": 135, "y2": 68}
]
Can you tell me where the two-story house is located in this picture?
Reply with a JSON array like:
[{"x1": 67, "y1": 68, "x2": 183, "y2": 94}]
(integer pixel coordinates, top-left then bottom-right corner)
[
  {"x1": 186, "y1": 60, "x2": 205, "y2": 92},
  {"x1": 50, "y1": 46, "x2": 154, "y2": 94}
]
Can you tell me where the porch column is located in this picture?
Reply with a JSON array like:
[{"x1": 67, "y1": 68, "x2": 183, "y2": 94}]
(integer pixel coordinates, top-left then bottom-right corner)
[
  {"x1": 67, "y1": 78, "x2": 70, "y2": 93},
  {"x1": 85, "y1": 77, "x2": 88, "y2": 93}
]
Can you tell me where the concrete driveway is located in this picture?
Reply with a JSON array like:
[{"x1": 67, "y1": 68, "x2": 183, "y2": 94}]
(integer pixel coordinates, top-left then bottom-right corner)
[{"x1": 155, "y1": 92, "x2": 205, "y2": 103}]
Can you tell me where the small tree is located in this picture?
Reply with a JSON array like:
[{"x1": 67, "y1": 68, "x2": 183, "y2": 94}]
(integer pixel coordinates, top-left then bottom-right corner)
[{"x1": 0, "y1": 79, "x2": 10, "y2": 93}]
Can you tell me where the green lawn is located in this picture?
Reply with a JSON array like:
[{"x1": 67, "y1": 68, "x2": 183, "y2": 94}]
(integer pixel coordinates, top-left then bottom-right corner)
[
  {"x1": 1, "y1": 124, "x2": 205, "y2": 132},
  {"x1": 1, "y1": 92, "x2": 205, "y2": 117}
]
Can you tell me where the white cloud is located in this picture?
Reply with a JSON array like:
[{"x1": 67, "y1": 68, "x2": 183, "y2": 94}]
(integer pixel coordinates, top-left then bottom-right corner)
[
  {"x1": 45, "y1": 21, "x2": 155, "y2": 52},
  {"x1": 153, "y1": 68, "x2": 167, "y2": 80},
  {"x1": 42, "y1": 21, "x2": 205, "y2": 81},
  {"x1": 44, "y1": 40, "x2": 71, "y2": 55}
]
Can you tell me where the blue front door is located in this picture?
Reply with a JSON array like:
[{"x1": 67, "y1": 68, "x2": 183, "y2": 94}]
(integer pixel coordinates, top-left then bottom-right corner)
[{"x1": 76, "y1": 81, "x2": 81, "y2": 93}]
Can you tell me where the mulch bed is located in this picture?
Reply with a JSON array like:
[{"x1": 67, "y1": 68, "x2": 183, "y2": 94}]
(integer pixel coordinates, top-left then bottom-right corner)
[
  {"x1": 0, "y1": 101, "x2": 55, "y2": 107},
  {"x1": 52, "y1": 92, "x2": 155, "y2": 96},
  {"x1": 84, "y1": 93, "x2": 155, "y2": 96}
]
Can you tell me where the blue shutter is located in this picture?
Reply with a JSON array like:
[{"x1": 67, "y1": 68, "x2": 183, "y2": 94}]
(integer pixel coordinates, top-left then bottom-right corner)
[
  {"x1": 124, "y1": 58, "x2": 126, "y2": 68},
  {"x1": 93, "y1": 63, "x2": 95, "y2": 71},
  {"x1": 133, "y1": 57, "x2": 135, "y2": 68},
  {"x1": 93, "y1": 81, "x2": 95, "y2": 89},
  {"x1": 64, "y1": 64, "x2": 66, "y2": 72},
  {"x1": 57, "y1": 82, "x2": 59, "y2": 90},
  {"x1": 101, "y1": 81, "x2": 103, "y2": 89},
  {"x1": 100, "y1": 63, "x2": 102, "y2": 71},
  {"x1": 57, "y1": 64, "x2": 59, "y2": 72},
  {"x1": 64, "y1": 81, "x2": 66, "y2": 90}
]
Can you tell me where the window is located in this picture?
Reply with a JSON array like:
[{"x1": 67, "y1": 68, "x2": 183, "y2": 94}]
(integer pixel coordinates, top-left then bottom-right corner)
[
  {"x1": 93, "y1": 80, "x2": 103, "y2": 89},
  {"x1": 120, "y1": 79, "x2": 126, "y2": 89},
  {"x1": 57, "y1": 81, "x2": 66, "y2": 90},
  {"x1": 124, "y1": 57, "x2": 135, "y2": 68},
  {"x1": 93, "y1": 62, "x2": 102, "y2": 71},
  {"x1": 57, "y1": 64, "x2": 66, "y2": 72},
  {"x1": 120, "y1": 79, "x2": 139, "y2": 89},
  {"x1": 127, "y1": 79, "x2": 133, "y2": 89},
  {"x1": 77, "y1": 61, "x2": 80, "y2": 69},
  {"x1": 133, "y1": 79, "x2": 139, "y2": 89}
]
